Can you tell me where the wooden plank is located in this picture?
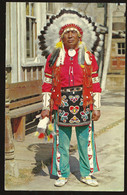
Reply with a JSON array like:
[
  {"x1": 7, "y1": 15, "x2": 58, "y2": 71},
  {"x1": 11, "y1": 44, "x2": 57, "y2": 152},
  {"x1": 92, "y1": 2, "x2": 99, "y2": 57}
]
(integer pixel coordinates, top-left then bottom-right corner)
[
  {"x1": 12, "y1": 116, "x2": 25, "y2": 141},
  {"x1": 8, "y1": 80, "x2": 42, "y2": 101},
  {"x1": 5, "y1": 87, "x2": 10, "y2": 102},
  {"x1": 9, "y1": 94, "x2": 43, "y2": 110},
  {"x1": 10, "y1": 102, "x2": 43, "y2": 118}
]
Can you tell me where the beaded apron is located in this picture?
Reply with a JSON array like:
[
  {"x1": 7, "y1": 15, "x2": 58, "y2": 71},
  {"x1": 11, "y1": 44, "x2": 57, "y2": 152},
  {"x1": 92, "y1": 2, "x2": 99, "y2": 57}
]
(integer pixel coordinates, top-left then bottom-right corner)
[{"x1": 57, "y1": 88, "x2": 90, "y2": 127}]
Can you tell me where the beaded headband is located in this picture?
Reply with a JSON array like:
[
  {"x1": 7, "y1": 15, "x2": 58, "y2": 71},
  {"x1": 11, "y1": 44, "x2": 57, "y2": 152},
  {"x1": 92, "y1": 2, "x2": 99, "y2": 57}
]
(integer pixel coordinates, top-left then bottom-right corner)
[{"x1": 59, "y1": 24, "x2": 83, "y2": 38}]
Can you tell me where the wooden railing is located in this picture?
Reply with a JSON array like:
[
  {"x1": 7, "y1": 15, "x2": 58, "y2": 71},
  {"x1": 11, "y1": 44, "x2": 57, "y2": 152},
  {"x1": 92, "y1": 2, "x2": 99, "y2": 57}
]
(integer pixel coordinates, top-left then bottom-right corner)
[
  {"x1": 22, "y1": 66, "x2": 44, "y2": 81},
  {"x1": 6, "y1": 65, "x2": 45, "y2": 83}
]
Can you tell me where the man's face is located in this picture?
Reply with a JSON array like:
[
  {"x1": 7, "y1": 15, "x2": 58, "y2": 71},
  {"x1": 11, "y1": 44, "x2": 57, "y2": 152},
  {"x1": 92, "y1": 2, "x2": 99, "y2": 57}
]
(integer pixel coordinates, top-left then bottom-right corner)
[{"x1": 62, "y1": 29, "x2": 80, "y2": 50}]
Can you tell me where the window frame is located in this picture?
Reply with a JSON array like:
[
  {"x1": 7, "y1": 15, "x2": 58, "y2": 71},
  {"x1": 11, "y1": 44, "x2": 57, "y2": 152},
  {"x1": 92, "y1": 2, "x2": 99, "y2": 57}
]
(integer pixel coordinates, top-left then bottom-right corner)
[
  {"x1": 46, "y1": 2, "x2": 54, "y2": 13},
  {"x1": 117, "y1": 42, "x2": 125, "y2": 56},
  {"x1": 97, "y1": 3, "x2": 105, "y2": 8},
  {"x1": 26, "y1": 2, "x2": 37, "y2": 61},
  {"x1": 6, "y1": 3, "x2": 11, "y2": 67}
]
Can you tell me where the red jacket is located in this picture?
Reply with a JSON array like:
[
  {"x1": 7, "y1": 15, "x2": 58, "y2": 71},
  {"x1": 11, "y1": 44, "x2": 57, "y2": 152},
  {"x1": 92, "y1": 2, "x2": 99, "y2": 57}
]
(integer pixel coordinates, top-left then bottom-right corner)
[{"x1": 42, "y1": 48, "x2": 101, "y2": 110}]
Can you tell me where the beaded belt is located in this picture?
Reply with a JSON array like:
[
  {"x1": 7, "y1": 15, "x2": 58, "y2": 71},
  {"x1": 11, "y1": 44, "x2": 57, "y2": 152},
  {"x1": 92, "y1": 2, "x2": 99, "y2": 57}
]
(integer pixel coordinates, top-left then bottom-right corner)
[{"x1": 61, "y1": 86, "x2": 83, "y2": 93}]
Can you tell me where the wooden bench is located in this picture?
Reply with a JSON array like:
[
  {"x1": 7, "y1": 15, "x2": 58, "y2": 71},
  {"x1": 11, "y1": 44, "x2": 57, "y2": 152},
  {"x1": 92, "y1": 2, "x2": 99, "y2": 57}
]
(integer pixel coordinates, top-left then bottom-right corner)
[{"x1": 5, "y1": 80, "x2": 43, "y2": 142}]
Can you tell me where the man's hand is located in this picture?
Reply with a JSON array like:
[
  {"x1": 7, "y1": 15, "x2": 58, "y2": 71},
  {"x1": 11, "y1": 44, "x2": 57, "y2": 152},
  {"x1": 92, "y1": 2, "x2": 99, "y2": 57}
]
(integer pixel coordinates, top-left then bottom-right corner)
[
  {"x1": 41, "y1": 109, "x2": 50, "y2": 119},
  {"x1": 92, "y1": 110, "x2": 101, "y2": 121}
]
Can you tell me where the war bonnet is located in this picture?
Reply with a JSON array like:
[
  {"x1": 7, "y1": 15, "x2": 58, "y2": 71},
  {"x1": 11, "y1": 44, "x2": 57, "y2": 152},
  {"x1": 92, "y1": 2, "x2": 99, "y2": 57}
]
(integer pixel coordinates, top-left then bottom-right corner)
[{"x1": 38, "y1": 9, "x2": 104, "y2": 63}]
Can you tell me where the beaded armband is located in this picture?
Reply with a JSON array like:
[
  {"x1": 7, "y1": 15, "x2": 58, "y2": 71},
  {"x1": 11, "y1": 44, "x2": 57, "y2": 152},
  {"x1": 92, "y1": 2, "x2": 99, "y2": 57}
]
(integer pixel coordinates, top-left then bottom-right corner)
[
  {"x1": 44, "y1": 77, "x2": 52, "y2": 84},
  {"x1": 93, "y1": 92, "x2": 101, "y2": 110},
  {"x1": 92, "y1": 76, "x2": 99, "y2": 84},
  {"x1": 42, "y1": 92, "x2": 51, "y2": 111}
]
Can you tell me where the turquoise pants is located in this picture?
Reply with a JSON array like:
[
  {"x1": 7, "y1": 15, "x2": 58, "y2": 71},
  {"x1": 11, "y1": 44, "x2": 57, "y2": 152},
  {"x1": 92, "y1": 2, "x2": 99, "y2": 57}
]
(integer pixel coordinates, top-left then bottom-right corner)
[{"x1": 50, "y1": 111, "x2": 99, "y2": 178}]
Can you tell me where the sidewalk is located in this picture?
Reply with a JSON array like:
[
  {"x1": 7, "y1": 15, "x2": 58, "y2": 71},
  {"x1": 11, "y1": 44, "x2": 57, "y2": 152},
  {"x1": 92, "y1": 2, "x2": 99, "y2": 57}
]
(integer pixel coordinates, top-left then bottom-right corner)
[
  {"x1": 70, "y1": 90, "x2": 125, "y2": 148},
  {"x1": 5, "y1": 90, "x2": 125, "y2": 188}
]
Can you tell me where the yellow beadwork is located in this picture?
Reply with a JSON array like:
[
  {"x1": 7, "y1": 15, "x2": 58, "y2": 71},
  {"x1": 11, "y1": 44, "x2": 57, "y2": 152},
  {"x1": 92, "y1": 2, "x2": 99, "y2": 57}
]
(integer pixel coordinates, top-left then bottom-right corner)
[
  {"x1": 47, "y1": 136, "x2": 50, "y2": 141},
  {"x1": 48, "y1": 123, "x2": 54, "y2": 131},
  {"x1": 34, "y1": 131, "x2": 39, "y2": 136},
  {"x1": 84, "y1": 46, "x2": 87, "y2": 52},
  {"x1": 55, "y1": 41, "x2": 63, "y2": 48},
  {"x1": 80, "y1": 64, "x2": 85, "y2": 68}
]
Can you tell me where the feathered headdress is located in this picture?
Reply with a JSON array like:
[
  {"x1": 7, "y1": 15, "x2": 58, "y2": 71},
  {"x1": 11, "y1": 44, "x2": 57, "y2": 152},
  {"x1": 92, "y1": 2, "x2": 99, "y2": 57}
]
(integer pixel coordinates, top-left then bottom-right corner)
[{"x1": 38, "y1": 9, "x2": 103, "y2": 64}]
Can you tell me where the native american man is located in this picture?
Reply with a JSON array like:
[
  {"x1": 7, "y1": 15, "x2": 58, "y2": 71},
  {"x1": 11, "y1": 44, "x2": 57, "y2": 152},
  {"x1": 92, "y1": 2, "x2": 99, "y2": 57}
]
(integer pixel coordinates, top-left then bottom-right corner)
[{"x1": 38, "y1": 9, "x2": 103, "y2": 187}]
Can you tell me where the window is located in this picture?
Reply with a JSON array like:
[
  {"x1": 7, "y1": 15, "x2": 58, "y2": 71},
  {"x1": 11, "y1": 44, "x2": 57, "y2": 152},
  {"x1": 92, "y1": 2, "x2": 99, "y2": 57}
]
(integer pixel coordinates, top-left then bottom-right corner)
[
  {"x1": 26, "y1": 3, "x2": 37, "y2": 59},
  {"x1": 116, "y1": 3, "x2": 125, "y2": 6},
  {"x1": 117, "y1": 42, "x2": 125, "y2": 55},
  {"x1": 97, "y1": 3, "x2": 104, "y2": 8},
  {"x1": 46, "y1": 3, "x2": 54, "y2": 13},
  {"x1": 46, "y1": 3, "x2": 54, "y2": 22}
]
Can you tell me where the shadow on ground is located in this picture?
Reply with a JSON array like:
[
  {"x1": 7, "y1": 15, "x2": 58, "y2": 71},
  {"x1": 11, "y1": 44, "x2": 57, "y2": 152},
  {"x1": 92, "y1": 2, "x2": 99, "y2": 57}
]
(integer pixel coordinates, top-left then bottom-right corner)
[
  {"x1": 27, "y1": 143, "x2": 52, "y2": 176},
  {"x1": 70, "y1": 155, "x2": 81, "y2": 181},
  {"x1": 27, "y1": 143, "x2": 78, "y2": 178}
]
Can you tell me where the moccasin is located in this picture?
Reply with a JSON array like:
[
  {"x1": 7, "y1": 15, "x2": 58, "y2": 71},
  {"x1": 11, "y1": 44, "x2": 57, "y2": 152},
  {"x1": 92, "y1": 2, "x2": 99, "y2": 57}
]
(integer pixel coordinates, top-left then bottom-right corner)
[
  {"x1": 80, "y1": 175, "x2": 98, "y2": 187},
  {"x1": 54, "y1": 177, "x2": 68, "y2": 187}
]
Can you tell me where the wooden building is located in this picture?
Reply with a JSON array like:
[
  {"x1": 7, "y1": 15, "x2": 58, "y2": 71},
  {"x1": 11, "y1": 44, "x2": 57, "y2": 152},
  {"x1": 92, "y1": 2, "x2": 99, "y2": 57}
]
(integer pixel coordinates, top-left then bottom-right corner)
[
  {"x1": 5, "y1": 2, "x2": 62, "y2": 84},
  {"x1": 6, "y1": 2, "x2": 126, "y2": 86},
  {"x1": 105, "y1": 4, "x2": 125, "y2": 90}
]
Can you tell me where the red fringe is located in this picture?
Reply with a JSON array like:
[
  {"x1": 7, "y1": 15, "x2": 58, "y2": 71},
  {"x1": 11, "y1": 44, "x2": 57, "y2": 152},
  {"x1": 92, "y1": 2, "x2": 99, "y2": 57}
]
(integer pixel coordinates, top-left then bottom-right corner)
[
  {"x1": 52, "y1": 64, "x2": 61, "y2": 106},
  {"x1": 82, "y1": 56, "x2": 93, "y2": 110},
  {"x1": 51, "y1": 51, "x2": 93, "y2": 110}
]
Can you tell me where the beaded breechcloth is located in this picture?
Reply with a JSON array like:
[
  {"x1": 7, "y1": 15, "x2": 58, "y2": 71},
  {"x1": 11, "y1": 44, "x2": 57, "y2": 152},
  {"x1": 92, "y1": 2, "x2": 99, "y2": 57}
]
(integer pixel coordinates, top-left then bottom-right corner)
[{"x1": 57, "y1": 88, "x2": 90, "y2": 127}]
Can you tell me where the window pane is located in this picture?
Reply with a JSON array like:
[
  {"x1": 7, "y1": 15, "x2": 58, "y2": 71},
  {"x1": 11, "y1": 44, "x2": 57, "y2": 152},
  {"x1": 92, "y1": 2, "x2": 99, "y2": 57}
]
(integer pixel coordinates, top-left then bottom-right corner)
[
  {"x1": 26, "y1": 18, "x2": 30, "y2": 57},
  {"x1": 122, "y1": 43, "x2": 125, "y2": 48},
  {"x1": 118, "y1": 43, "x2": 121, "y2": 48},
  {"x1": 47, "y1": 3, "x2": 54, "y2": 13},
  {"x1": 122, "y1": 49, "x2": 125, "y2": 54},
  {"x1": 26, "y1": 3, "x2": 29, "y2": 15},
  {"x1": 31, "y1": 20, "x2": 34, "y2": 57},
  {"x1": 97, "y1": 3, "x2": 104, "y2": 8},
  {"x1": 26, "y1": 18, "x2": 34, "y2": 58},
  {"x1": 26, "y1": 3, "x2": 34, "y2": 16},
  {"x1": 31, "y1": 3, "x2": 34, "y2": 16},
  {"x1": 118, "y1": 49, "x2": 121, "y2": 54}
]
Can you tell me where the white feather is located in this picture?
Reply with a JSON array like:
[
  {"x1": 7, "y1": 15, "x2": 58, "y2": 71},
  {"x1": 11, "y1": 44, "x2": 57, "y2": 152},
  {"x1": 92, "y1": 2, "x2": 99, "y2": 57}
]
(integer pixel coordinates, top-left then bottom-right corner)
[
  {"x1": 99, "y1": 41, "x2": 103, "y2": 46},
  {"x1": 89, "y1": 26, "x2": 94, "y2": 31},
  {"x1": 96, "y1": 27, "x2": 100, "y2": 32},
  {"x1": 42, "y1": 10, "x2": 103, "y2": 57},
  {"x1": 95, "y1": 56, "x2": 98, "y2": 61},
  {"x1": 99, "y1": 34, "x2": 104, "y2": 40},
  {"x1": 96, "y1": 46, "x2": 102, "y2": 52},
  {"x1": 94, "y1": 52, "x2": 99, "y2": 57}
]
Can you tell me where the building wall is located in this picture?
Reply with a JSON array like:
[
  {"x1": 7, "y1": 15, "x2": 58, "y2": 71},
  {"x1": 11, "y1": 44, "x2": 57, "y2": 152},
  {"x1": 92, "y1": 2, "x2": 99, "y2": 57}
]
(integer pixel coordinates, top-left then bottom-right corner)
[
  {"x1": 107, "y1": 4, "x2": 125, "y2": 75},
  {"x1": 109, "y1": 38, "x2": 125, "y2": 74},
  {"x1": 6, "y1": 2, "x2": 47, "y2": 83},
  {"x1": 6, "y1": 2, "x2": 126, "y2": 85}
]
